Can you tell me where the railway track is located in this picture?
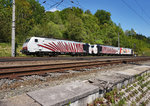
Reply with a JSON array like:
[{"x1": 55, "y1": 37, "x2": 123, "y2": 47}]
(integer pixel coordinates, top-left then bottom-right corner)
[
  {"x1": 0, "y1": 57, "x2": 150, "y2": 79},
  {"x1": 0, "y1": 56, "x2": 143, "y2": 62}
]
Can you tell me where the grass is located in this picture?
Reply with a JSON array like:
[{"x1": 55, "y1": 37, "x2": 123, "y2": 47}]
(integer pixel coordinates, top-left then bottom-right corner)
[
  {"x1": 0, "y1": 43, "x2": 25, "y2": 57},
  {"x1": 142, "y1": 48, "x2": 150, "y2": 56},
  {"x1": 0, "y1": 43, "x2": 11, "y2": 57}
]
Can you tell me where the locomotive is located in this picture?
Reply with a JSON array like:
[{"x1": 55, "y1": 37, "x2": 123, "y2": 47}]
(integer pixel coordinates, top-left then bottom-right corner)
[{"x1": 21, "y1": 37, "x2": 133, "y2": 56}]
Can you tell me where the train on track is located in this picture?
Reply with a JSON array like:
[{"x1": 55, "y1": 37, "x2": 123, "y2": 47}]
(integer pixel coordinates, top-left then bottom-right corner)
[{"x1": 21, "y1": 37, "x2": 134, "y2": 56}]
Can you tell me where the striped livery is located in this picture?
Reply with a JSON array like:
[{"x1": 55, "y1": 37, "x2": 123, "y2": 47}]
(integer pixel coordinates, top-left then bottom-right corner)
[
  {"x1": 21, "y1": 37, "x2": 85, "y2": 56},
  {"x1": 38, "y1": 41, "x2": 84, "y2": 53}
]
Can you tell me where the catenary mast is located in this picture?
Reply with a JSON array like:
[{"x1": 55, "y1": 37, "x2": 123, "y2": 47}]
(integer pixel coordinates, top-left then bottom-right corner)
[{"x1": 11, "y1": 0, "x2": 15, "y2": 57}]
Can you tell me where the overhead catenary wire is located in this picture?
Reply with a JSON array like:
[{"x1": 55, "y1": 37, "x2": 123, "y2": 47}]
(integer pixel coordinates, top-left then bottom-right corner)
[
  {"x1": 121, "y1": 0, "x2": 150, "y2": 26},
  {"x1": 42, "y1": 0, "x2": 88, "y2": 12},
  {"x1": 134, "y1": 0, "x2": 150, "y2": 21},
  {"x1": 70, "y1": 0, "x2": 87, "y2": 10},
  {"x1": 52, "y1": 0, "x2": 64, "y2": 8},
  {"x1": 41, "y1": 0, "x2": 67, "y2": 10}
]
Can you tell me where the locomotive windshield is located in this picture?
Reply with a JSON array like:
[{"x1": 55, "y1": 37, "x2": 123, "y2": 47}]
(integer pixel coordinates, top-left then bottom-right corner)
[
  {"x1": 25, "y1": 38, "x2": 30, "y2": 43},
  {"x1": 91, "y1": 45, "x2": 94, "y2": 48}
]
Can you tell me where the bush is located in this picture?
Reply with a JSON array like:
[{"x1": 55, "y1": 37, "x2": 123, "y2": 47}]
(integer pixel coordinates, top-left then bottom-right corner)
[
  {"x1": 0, "y1": 43, "x2": 25, "y2": 57},
  {"x1": 0, "y1": 43, "x2": 11, "y2": 57}
]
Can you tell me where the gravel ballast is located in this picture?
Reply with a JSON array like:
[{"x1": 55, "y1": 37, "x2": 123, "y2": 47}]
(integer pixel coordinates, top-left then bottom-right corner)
[{"x1": 0, "y1": 60, "x2": 150, "y2": 101}]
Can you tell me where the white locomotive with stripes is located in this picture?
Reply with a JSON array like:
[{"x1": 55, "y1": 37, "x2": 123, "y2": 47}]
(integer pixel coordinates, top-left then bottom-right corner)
[
  {"x1": 22, "y1": 37, "x2": 86, "y2": 56},
  {"x1": 21, "y1": 37, "x2": 134, "y2": 56}
]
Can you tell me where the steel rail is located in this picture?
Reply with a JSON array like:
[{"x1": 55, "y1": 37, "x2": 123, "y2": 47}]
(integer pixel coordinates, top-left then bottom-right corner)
[
  {"x1": 0, "y1": 56, "x2": 145, "y2": 62},
  {"x1": 0, "y1": 57, "x2": 150, "y2": 79}
]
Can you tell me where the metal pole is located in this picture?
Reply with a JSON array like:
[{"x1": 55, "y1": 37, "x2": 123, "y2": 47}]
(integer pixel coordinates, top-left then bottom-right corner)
[
  {"x1": 118, "y1": 32, "x2": 120, "y2": 48},
  {"x1": 11, "y1": 0, "x2": 15, "y2": 57},
  {"x1": 118, "y1": 32, "x2": 120, "y2": 54}
]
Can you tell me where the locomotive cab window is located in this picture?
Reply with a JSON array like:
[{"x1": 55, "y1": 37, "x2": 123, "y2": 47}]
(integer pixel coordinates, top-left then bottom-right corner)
[
  {"x1": 35, "y1": 39, "x2": 38, "y2": 42},
  {"x1": 25, "y1": 39, "x2": 30, "y2": 43}
]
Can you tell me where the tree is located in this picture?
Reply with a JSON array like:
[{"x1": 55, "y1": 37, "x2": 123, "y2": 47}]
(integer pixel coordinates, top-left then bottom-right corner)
[
  {"x1": 85, "y1": 9, "x2": 92, "y2": 15},
  {"x1": 60, "y1": 7, "x2": 83, "y2": 23},
  {"x1": 30, "y1": 21, "x2": 63, "y2": 39},
  {"x1": 0, "y1": 0, "x2": 45, "y2": 43},
  {"x1": 82, "y1": 13, "x2": 101, "y2": 44},
  {"x1": 95, "y1": 10, "x2": 111, "y2": 24},
  {"x1": 65, "y1": 14, "x2": 85, "y2": 41},
  {"x1": 15, "y1": 0, "x2": 45, "y2": 42},
  {"x1": 0, "y1": 0, "x2": 12, "y2": 42},
  {"x1": 27, "y1": 0, "x2": 45, "y2": 24},
  {"x1": 125, "y1": 28, "x2": 136, "y2": 36},
  {"x1": 45, "y1": 11, "x2": 62, "y2": 24}
]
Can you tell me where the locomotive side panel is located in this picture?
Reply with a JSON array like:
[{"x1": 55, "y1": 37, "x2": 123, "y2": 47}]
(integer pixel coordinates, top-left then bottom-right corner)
[
  {"x1": 38, "y1": 38, "x2": 85, "y2": 54},
  {"x1": 120, "y1": 48, "x2": 132, "y2": 55},
  {"x1": 89, "y1": 45, "x2": 98, "y2": 55},
  {"x1": 101, "y1": 46, "x2": 119, "y2": 55}
]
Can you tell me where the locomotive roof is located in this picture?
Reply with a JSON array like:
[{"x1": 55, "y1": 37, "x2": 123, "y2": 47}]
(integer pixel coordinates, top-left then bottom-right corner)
[
  {"x1": 31, "y1": 37, "x2": 85, "y2": 44},
  {"x1": 99, "y1": 44, "x2": 131, "y2": 50}
]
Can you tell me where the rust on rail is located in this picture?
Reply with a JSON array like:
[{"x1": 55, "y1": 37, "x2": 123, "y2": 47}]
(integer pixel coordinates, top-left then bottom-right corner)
[{"x1": 0, "y1": 57, "x2": 150, "y2": 79}]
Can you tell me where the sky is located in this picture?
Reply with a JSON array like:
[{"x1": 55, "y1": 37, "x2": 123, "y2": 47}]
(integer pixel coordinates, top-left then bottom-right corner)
[{"x1": 39, "y1": 0, "x2": 150, "y2": 37}]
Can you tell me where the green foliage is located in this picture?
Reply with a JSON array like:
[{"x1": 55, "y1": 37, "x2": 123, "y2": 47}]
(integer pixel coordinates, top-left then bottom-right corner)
[
  {"x1": 15, "y1": 0, "x2": 45, "y2": 43},
  {"x1": 82, "y1": 14, "x2": 101, "y2": 44},
  {"x1": 0, "y1": 0, "x2": 45, "y2": 43},
  {"x1": 122, "y1": 85, "x2": 125, "y2": 89},
  {"x1": 45, "y1": 11, "x2": 63, "y2": 24},
  {"x1": 0, "y1": 0, "x2": 12, "y2": 42},
  {"x1": 30, "y1": 21, "x2": 63, "y2": 39},
  {"x1": 131, "y1": 101, "x2": 136, "y2": 106},
  {"x1": 118, "y1": 98, "x2": 126, "y2": 106},
  {"x1": 0, "y1": 43, "x2": 11, "y2": 57},
  {"x1": 85, "y1": 9, "x2": 92, "y2": 15},
  {"x1": 94, "y1": 97, "x2": 104, "y2": 105},
  {"x1": 0, "y1": 43, "x2": 25, "y2": 57},
  {"x1": 94, "y1": 10, "x2": 111, "y2": 24},
  {"x1": 65, "y1": 14, "x2": 85, "y2": 41}
]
